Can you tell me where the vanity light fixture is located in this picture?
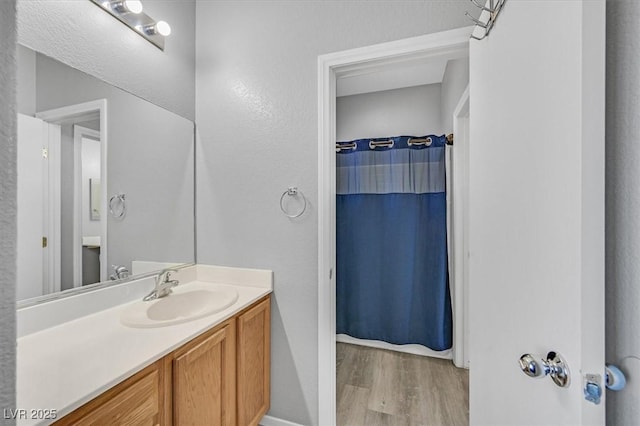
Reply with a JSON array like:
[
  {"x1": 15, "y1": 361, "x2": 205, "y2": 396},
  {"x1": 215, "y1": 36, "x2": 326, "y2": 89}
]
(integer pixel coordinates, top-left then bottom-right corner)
[
  {"x1": 107, "y1": 0, "x2": 143, "y2": 15},
  {"x1": 140, "y1": 20, "x2": 172, "y2": 37},
  {"x1": 91, "y1": 0, "x2": 171, "y2": 51}
]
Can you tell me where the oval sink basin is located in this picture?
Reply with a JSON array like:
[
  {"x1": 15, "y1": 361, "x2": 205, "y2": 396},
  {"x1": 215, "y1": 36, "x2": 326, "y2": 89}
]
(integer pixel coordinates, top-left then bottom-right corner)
[{"x1": 121, "y1": 286, "x2": 239, "y2": 328}]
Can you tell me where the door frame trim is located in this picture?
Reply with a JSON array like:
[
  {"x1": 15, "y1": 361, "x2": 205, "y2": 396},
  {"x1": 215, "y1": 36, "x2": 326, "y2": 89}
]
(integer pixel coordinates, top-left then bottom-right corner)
[
  {"x1": 451, "y1": 85, "x2": 470, "y2": 368},
  {"x1": 316, "y1": 27, "x2": 472, "y2": 425}
]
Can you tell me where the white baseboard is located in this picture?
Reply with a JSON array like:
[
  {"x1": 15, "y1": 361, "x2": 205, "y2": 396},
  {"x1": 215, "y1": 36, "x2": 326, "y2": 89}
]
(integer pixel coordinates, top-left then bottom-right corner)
[
  {"x1": 260, "y1": 415, "x2": 304, "y2": 426},
  {"x1": 337, "y1": 334, "x2": 452, "y2": 359}
]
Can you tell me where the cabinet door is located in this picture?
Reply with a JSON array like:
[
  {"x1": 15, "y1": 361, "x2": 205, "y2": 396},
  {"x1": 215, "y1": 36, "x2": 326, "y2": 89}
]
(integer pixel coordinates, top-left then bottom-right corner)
[
  {"x1": 237, "y1": 296, "x2": 271, "y2": 426},
  {"x1": 53, "y1": 361, "x2": 163, "y2": 426},
  {"x1": 173, "y1": 321, "x2": 236, "y2": 426}
]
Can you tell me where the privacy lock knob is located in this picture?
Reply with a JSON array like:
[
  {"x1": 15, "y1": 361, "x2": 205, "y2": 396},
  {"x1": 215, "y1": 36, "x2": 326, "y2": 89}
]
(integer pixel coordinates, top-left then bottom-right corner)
[
  {"x1": 519, "y1": 351, "x2": 570, "y2": 388},
  {"x1": 519, "y1": 354, "x2": 549, "y2": 379}
]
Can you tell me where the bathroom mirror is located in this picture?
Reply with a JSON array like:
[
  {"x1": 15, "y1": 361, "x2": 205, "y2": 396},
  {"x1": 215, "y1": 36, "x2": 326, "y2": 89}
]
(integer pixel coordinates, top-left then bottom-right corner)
[{"x1": 16, "y1": 44, "x2": 195, "y2": 306}]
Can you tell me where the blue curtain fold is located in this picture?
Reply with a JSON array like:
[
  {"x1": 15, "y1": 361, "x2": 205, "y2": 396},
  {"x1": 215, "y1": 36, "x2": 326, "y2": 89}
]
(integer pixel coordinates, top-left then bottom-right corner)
[{"x1": 336, "y1": 135, "x2": 452, "y2": 351}]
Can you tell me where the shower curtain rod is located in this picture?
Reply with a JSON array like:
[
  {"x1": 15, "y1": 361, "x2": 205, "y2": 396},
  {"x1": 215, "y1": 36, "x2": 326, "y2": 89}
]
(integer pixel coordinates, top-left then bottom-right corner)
[{"x1": 335, "y1": 134, "x2": 453, "y2": 152}]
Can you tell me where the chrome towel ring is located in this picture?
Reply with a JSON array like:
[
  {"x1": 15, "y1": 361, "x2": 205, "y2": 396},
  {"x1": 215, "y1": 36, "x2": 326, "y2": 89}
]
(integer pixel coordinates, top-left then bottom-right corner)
[
  {"x1": 280, "y1": 187, "x2": 307, "y2": 218},
  {"x1": 109, "y1": 193, "x2": 126, "y2": 219}
]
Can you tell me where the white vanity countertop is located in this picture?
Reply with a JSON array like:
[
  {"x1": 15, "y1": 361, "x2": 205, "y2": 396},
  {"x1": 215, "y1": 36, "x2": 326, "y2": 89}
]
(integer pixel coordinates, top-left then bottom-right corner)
[{"x1": 16, "y1": 264, "x2": 272, "y2": 426}]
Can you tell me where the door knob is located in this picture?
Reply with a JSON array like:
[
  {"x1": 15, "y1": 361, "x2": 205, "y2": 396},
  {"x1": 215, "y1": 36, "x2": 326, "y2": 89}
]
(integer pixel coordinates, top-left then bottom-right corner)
[{"x1": 519, "y1": 351, "x2": 570, "y2": 388}]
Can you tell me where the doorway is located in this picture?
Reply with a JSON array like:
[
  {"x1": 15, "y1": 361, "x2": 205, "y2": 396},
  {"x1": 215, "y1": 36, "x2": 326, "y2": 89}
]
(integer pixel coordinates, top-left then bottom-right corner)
[
  {"x1": 317, "y1": 27, "x2": 473, "y2": 425},
  {"x1": 72, "y1": 124, "x2": 102, "y2": 288},
  {"x1": 35, "y1": 99, "x2": 108, "y2": 289}
]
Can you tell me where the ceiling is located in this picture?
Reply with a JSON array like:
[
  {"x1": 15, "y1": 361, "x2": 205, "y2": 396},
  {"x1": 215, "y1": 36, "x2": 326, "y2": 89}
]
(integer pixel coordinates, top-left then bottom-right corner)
[{"x1": 336, "y1": 58, "x2": 449, "y2": 97}]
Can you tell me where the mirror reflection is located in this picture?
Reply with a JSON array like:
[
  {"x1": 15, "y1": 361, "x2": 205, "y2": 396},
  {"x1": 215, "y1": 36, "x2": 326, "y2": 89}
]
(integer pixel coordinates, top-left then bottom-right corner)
[{"x1": 16, "y1": 44, "x2": 195, "y2": 304}]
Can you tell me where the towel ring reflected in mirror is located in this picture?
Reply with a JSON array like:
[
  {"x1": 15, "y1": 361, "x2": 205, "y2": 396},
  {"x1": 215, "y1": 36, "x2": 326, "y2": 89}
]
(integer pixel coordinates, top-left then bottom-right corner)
[
  {"x1": 280, "y1": 187, "x2": 307, "y2": 218},
  {"x1": 109, "y1": 193, "x2": 126, "y2": 219}
]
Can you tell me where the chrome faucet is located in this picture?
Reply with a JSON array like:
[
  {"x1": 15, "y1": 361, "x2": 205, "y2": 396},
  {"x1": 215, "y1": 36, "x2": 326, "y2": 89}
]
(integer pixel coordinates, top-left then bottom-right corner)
[
  {"x1": 143, "y1": 268, "x2": 179, "y2": 301},
  {"x1": 110, "y1": 265, "x2": 130, "y2": 281}
]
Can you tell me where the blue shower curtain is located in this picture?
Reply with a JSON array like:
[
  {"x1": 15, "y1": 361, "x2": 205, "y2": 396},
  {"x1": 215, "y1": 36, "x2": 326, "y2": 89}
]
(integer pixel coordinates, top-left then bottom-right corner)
[{"x1": 336, "y1": 135, "x2": 452, "y2": 351}]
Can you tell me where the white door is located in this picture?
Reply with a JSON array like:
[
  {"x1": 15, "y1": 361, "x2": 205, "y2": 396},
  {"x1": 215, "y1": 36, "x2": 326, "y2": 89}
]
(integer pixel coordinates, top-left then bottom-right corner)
[
  {"x1": 17, "y1": 114, "x2": 61, "y2": 300},
  {"x1": 16, "y1": 114, "x2": 46, "y2": 300},
  {"x1": 469, "y1": 1, "x2": 605, "y2": 425}
]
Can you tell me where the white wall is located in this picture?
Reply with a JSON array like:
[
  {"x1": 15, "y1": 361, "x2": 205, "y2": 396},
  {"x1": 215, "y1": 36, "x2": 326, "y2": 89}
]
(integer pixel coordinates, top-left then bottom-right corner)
[
  {"x1": 440, "y1": 57, "x2": 469, "y2": 134},
  {"x1": 0, "y1": 0, "x2": 17, "y2": 421},
  {"x1": 17, "y1": 0, "x2": 196, "y2": 120},
  {"x1": 606, "y1": 1, "x2": 640, "y2": 424},
  {"x1": 195, "y1": 2, "x2": 470, "y2": 424},
  {"x1": 336, "y1": 84, "x2": 443, "y2": 142}
]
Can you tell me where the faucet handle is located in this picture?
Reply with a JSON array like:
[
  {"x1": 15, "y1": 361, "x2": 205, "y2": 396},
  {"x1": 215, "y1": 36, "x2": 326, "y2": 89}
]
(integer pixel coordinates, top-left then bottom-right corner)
[
  {"x1": 110, "y1": 264, "x2": 130, "y2": 280},
  {"x1": 158, "y1": 268, "x2": 178, "y2": 282}
]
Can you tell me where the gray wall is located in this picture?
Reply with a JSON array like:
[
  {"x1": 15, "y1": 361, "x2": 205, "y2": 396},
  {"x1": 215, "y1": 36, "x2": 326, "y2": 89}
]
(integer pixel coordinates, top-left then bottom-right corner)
[
  {"x1": 440, "y1": 57, "x2": 469, "y2": 133},
  {"x1": 0, "y1": 1, "x2": 17, "y2": 423},
  {"x1": 35, "y1": 52, "x2": 195, "y2": 283},
  {"x1": 336, "y1": 84, "x2": 443, "y2": 142},
  {"x1": 17, "y1": 0, "x2": 196, "y2": 120},
  {"x1": 606, "y1": 1, "x2": 640, "y2": 424},
  {"x1": 195, "y1": 2, "x2": 471, "y2": 424},
  {"x1": 16, "y1": 44, "x2": 34, "y2": 115},
  {"x1": 60, "y1": 124, "x2": 74, "y2": 290}
]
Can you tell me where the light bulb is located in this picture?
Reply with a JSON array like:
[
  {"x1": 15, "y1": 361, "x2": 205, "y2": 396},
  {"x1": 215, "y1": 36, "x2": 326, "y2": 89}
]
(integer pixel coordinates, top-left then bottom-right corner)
[
  {"x1": 123, "y1": 0, "x2": 143, "y2": 14},
  {"x1": 111, "y1": 0, "x2": 143, "y2": 14},
  {"x1": 155, "y1": 20, "x2": 171, "y2": 36}
]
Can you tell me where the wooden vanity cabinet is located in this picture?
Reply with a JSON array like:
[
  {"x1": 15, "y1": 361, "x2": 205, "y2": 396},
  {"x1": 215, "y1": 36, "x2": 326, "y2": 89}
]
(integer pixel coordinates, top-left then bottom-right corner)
[
  {"x1": 53, "y1": 360, "x2": 164, "y2": 426},
  {"x1": 168, "y1": 319, "x2": 237, "y2": 426},
  {"x1": 236, "y1": 297, "x2": 271, "y2": 426},
  {"x1": 166, "y1": 296, "x2": 271, "y2": 426},
  {"x1": 54, "y1": 295, "x2": 271, "y2": 426}
]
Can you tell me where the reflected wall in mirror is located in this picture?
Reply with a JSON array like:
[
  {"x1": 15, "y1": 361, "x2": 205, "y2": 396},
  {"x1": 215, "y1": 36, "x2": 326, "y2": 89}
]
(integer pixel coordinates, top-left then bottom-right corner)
[
  {"x1": 16, "y1": 44, "x2": 195, "y2": 305},
  {"x1": 90, "y1": 178, "x2": 101, "y2": 221}
]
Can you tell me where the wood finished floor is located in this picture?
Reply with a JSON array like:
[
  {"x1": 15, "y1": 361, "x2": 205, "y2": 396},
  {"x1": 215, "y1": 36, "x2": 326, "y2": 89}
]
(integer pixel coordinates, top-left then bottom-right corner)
[{"x1": 336, "y1": 342, "x2": 469, "y2": 426}]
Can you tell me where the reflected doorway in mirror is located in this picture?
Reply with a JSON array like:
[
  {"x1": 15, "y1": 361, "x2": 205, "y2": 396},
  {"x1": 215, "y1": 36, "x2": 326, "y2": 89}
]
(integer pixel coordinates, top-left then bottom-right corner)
[
  {"x1": 35, "y1": 99, "x2": 109, "y2": 294},
  {"x1": 74, "y1": 125, "x2": 103, "y2": 287}
]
